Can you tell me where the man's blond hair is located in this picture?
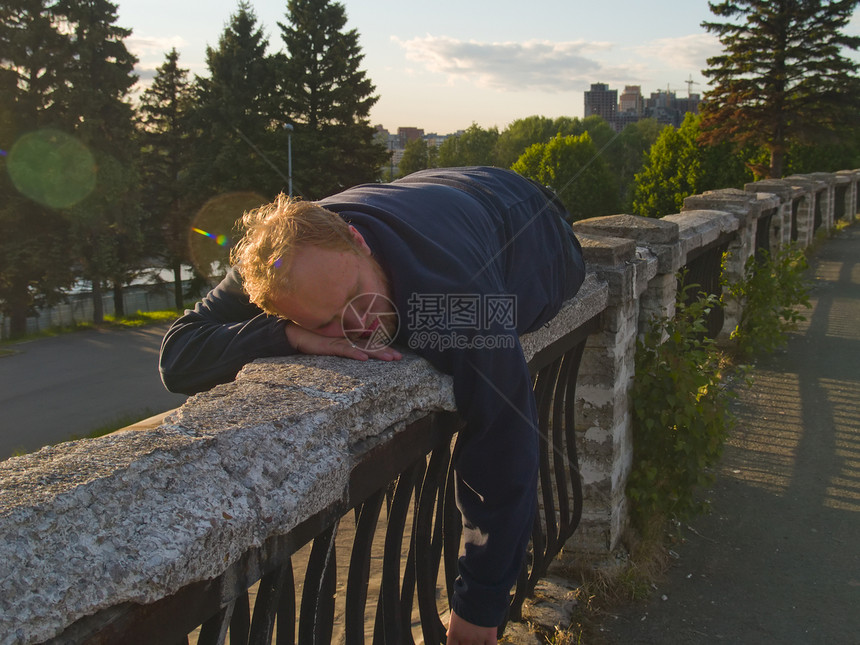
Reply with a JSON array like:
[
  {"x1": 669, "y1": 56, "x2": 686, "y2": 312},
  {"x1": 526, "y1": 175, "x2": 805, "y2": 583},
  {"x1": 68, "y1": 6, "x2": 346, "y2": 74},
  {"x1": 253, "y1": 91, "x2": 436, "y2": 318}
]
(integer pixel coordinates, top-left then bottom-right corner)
[{"x1": 230, "y1": 194, "x2": 359, "y2": 314}]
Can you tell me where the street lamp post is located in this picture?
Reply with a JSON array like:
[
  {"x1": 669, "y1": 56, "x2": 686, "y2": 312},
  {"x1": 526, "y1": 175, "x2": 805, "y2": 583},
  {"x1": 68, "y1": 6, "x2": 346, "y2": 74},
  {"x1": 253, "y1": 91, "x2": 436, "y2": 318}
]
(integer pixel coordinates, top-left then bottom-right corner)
[{"x1": 284, "y1": 123, "x2": 294, "y2": 198}]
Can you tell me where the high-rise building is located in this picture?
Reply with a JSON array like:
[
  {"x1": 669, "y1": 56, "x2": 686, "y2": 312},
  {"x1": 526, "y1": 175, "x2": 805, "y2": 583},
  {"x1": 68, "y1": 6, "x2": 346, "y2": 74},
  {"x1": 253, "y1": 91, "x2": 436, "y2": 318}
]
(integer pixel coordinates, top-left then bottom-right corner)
[
  {"x1": 584, "y1": 83, "x2": 617, "y2": 121},
  {"x1": 619, "y1": 85, "x2": 644, "y2": 116},
  {"x1": 397, "y1": 127, "x2": 424, "y2": 148}
]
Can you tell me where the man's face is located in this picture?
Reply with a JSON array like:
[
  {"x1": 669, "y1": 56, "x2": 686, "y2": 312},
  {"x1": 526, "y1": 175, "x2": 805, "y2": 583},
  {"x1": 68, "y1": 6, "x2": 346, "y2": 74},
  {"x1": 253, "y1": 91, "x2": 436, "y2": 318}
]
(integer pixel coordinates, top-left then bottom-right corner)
[{"x1": 270, "y1": 238, "x2": 397, "y2": 346}]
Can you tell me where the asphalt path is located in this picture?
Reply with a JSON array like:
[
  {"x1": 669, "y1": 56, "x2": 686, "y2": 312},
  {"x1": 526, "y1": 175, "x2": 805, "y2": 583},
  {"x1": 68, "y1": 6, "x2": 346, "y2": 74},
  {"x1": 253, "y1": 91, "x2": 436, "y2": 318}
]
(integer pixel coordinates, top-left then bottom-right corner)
[{"x1": 0, "y1": 322, "x2": 187, "y2": 460}]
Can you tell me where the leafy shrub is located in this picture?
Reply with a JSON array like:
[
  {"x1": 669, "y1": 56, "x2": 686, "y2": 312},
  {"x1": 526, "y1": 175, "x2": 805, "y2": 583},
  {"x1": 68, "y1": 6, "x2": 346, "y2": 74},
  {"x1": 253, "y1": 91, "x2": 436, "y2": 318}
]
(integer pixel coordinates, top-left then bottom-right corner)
[
  {"x1": 627, "y1": 283, "x2": 736, "y2": 526},
  {"x1": 725, "y1": 244, "x2": 811, "y2": 358}
]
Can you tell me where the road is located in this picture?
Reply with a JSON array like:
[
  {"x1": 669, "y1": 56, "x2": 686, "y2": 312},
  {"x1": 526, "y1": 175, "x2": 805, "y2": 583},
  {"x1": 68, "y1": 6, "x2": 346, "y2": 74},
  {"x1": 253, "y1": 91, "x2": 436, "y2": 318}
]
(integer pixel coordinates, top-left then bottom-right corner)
[{"x1": 0, "y1": 323, "x2": 187, "y2": 460}]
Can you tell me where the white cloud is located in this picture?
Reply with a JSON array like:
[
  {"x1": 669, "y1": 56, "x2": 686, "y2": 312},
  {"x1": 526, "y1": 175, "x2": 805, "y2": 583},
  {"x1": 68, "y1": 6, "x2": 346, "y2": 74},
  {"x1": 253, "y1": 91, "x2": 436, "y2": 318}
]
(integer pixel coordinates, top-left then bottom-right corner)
[
  {"x1": 127, "y1": 35, "x2": 187, "y2": 61},
  {"x1": 638, "y1": 33, "x2": 722, "y2": 76},
  {"x1": 392, "y1": 35, "x2": 612, "y2": 92}
]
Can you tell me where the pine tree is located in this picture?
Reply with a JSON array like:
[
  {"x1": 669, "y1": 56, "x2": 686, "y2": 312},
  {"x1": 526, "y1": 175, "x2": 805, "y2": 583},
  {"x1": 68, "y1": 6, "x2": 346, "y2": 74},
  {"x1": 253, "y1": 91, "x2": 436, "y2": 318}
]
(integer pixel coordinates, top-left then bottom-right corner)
[
  {"x1": 700, "y1": 0, "x2": 860, "y2": 179},
  {"x1": 192, "y1": 2, "x2": 284, "y2": 198},
  {"x1": 53, "y1": 0, "x2": 142, "y2": 321},
  {"x1": 138, "y1": 48, "x2": 195, "y2": 309},
  {"x1": 278, "y1": 0, "x2": 387, "y2": 198},
  {"x1": 0, "y1": 0, "x2": 76, "y2": 337}
]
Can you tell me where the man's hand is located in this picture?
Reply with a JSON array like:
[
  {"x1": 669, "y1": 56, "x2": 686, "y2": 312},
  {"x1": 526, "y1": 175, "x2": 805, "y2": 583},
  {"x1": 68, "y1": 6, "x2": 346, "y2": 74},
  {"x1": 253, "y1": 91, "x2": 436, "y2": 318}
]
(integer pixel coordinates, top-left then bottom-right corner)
[
  {"x1": 285, "y1": 322, "x2": 402, "y2": 362},
  {"x1": 447, "y1": 611, "x2": 498, "y2": 645}
]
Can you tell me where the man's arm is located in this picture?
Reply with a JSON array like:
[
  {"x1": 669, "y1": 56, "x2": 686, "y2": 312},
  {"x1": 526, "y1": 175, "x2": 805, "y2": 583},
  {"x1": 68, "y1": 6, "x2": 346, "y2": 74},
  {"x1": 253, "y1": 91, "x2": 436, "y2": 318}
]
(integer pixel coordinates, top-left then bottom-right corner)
[
  {"x1": 159, "y1": 267, "x2": 296, "y2": 395},
  {"x1": 416, "y1": 330, "x2": 539, "y2": 631}
]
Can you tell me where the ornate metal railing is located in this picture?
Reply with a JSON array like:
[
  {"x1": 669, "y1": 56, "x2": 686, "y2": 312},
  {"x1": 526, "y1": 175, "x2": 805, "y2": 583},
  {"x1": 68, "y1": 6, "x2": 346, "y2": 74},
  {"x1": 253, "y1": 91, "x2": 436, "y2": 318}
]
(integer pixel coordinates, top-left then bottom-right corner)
[
  {"x1": 754, "y1": 207, "x2": 776, "y2": 261},
  {"x1": 681, "y1": 233, "x2": 733, "y2": 338},
  {"x1": 48, "y1": 316, "x2": 600, "y2": 645}
]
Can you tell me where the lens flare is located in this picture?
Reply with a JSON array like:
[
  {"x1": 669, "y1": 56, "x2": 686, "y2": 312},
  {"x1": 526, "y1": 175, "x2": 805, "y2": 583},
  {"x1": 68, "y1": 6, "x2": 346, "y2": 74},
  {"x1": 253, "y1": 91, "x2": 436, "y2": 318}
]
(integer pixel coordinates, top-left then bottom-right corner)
[
  {"x1": 6, "y1": 129, "x2": 96, "y2": 208},
  {"x1": 189, "y1": 191, "x2": 267, "y2": 280},
  {"x1": 192, "y1": 227, "x2": 231, "y2": 247}
]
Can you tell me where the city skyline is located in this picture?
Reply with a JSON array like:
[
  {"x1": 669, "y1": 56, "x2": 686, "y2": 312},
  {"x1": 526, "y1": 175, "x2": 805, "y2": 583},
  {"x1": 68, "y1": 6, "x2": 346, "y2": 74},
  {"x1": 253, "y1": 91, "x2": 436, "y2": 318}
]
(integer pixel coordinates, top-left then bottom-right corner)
[{"x1": 118, "y1": 0, "x2": 860, "y2": 134}]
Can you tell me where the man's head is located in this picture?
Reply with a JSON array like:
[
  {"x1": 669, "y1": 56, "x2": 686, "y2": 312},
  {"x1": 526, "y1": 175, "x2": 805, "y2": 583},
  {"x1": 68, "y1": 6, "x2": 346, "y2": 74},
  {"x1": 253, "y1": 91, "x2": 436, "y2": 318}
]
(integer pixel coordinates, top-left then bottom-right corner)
[
  {"x1": 231, "y1": 194, "x2": 362, "y2": 315},
  {"x1": 231, "y1": 194, "x2": 396, "y2": 345}
]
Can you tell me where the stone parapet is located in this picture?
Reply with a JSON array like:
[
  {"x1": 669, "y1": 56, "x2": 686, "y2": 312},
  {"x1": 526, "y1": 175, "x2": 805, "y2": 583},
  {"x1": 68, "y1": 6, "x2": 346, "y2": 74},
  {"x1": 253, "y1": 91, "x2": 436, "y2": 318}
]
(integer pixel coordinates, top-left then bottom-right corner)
[{"x1": 0, "y1": 278, "x2": 608, "y2": 645}]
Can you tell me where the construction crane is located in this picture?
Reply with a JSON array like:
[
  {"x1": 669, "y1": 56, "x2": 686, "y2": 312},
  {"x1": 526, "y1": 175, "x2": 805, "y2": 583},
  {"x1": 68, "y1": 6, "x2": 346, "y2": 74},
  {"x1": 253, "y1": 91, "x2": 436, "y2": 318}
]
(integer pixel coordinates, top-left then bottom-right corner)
[{"x1": 682, "y1": 74, "x2": 700, "y2": 97}]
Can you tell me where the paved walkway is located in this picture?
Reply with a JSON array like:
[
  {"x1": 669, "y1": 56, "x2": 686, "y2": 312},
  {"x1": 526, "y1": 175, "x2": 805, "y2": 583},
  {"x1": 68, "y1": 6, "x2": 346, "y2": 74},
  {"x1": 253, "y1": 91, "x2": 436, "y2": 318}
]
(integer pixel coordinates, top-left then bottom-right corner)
[
  {"x1": 0, "y1": 322, "x2": 186, "y2": 459},
  {"x1": 600, "y1": 223, "x2": 860, "y2": 644}
]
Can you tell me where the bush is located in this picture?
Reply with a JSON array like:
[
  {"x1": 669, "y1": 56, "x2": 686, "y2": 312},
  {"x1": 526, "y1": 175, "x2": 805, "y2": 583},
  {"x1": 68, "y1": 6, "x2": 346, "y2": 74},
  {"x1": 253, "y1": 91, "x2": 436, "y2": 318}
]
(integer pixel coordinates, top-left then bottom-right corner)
[
  {"x1": 725, "y1": 244, "x2": 811, "y2": 358},
  {"x1": 627, "y1": 283, "x2": 736, "y2": 526}
]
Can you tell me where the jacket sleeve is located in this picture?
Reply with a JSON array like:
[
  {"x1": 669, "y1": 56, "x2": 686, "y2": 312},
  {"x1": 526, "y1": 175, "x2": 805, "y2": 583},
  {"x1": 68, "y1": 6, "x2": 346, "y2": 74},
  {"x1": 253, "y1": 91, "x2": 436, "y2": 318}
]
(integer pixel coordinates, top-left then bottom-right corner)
[
  {"x1": 414, "y1": 330, "x2": 539, "y2": 628},
  {"x1": 159, "y1": 267, "x2": 297, "y2": 395}
]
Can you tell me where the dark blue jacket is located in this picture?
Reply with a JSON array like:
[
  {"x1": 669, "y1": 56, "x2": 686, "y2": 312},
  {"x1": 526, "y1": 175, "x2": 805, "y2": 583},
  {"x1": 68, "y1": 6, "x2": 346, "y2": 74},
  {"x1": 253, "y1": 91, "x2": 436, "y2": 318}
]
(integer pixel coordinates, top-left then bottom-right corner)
[{"x1": 160, "y1": 166, "x2": 585, "y2": 627}]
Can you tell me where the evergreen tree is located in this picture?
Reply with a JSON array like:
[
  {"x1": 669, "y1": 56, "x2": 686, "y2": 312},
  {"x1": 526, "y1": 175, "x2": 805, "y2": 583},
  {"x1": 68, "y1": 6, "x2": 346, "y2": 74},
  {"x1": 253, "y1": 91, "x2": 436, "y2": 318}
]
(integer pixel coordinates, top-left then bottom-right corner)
[
  {"x1": 138, "y1": 48, "x2": 196, "y2": 309},
  {"x1": 54, "y1": 0, "x2": 142, "y2": 321},
  {"x1": 511, "y1": 132, "x2": 618, "y2": 221},
  {"x1": 700, "y1": 0, "x2": 860, "y2": 178},
  {"x1": 0, "y1": 0, "x2": 76, "y2": 337},
  {"x1": 278, "y1": 0, "x2": 387, "y2": 198},
  {"x1": 192, "y1": 2, "x2": 284, "y2": 198}
]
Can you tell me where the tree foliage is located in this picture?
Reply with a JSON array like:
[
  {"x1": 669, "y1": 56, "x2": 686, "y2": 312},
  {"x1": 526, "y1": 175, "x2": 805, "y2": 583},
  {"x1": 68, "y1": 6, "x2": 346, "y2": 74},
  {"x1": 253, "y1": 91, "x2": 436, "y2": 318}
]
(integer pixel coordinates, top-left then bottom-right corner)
[
  {"x1": 54, "y1": 0, "x2": 141, "y2": 321},
  {"x1": 632, "y1": 113, "x2": 752, "y2": 218},
  {"x1": 192, "y1": 3, "x2": 282, "y2": 197},
  {"x1": 493, "y1": 116, "x2": 576, "y2": 168},
  {"x1": 0, "y1": 0, "x2": 76, "y2": 336},
  {"x1": 700, "y1": 0, "x2": 860, "y2": 179},
  {"x1": 397, "y1": 137, "x2": 437, "y2": 177},
  {"x1": 138, "y1": 48, "x2": 196, "y2": 308},
  {"x1": 511, "y1": 132, "x2": 617, "y2": 221},
  {"x1": 437, "y1": 123, "x2": 500, "y2": 168},
  {"x1": 278, "y1": 0, "x2": 387, "y2": 198}
]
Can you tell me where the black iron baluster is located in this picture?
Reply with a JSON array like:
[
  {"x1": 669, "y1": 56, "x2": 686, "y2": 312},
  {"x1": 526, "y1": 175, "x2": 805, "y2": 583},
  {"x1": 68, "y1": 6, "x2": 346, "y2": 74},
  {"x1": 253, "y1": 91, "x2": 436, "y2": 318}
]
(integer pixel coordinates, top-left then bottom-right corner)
[
  {"x1": 229, "y1": 590, "x2": 251, "y2": 645},
  {"x1": 344, "y1": 490, "x2": 386, "y2": 645},
  {"x1": 415, "y1": 442, "x2": 453, "y2": 644},
  {"x1": 197, "y1": 599, "x2": 234, "y2": 645},
  {"x1": 248, "y1": 564, "x2": 291, "y2": 644},
  {"x1": 275, "y1": 561, "x2": 296, "y2": 645},
  {"x1": 297, "y1": 523, "x2": 338, "y2": 644},
  {"x1": 380, "y1": 463, "x2": 421, "y2": 644}
]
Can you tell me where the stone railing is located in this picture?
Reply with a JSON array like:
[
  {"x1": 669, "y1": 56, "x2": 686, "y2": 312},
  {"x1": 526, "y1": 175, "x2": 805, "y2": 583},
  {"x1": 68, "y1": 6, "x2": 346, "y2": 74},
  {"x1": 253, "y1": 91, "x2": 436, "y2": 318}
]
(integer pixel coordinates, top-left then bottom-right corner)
[{"x1": 1, "y1": 170, "x2": 857, "y2": 644}]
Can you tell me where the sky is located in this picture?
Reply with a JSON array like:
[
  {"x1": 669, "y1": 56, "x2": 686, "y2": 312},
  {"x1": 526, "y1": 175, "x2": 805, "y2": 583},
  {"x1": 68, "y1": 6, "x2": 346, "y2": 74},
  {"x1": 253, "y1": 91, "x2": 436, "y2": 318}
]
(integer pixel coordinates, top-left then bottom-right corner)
[{"x1": 117, "y1": 0, "x2": 860, "y2": 135}]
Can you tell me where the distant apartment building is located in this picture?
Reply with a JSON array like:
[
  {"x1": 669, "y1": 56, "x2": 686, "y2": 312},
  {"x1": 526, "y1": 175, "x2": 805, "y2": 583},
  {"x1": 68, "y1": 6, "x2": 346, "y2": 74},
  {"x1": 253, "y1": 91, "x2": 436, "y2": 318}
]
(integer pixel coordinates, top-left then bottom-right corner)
[
  {"x1": 585, "y1": 82, "x2": 701, "y2": 132},
  {"x1": 644, "y1": 89, "x2": 701, "y2": 128},
  {"x1": 396, "y1": 127, "x2": 424, "y2": 148},
  {"x1": 373, "y1": 126, "x2": 451, "y2": 178},
  {"x1": 584, "y1": 83, "x2": 617, "y2": 121},
  {"x1": 619, "y1": 85, "x2": 644, "y2": 115}
]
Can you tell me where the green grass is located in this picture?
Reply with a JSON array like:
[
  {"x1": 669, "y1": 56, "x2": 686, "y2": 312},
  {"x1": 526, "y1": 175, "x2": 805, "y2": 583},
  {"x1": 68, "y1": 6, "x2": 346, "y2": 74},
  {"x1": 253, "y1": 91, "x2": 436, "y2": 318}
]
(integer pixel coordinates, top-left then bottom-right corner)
[
  {"x1": 9, "y1": 408, "x2": 159, "y2": 458},
  {"x1": 1, "y1": 309, "x2": 183, "y2": 346}
]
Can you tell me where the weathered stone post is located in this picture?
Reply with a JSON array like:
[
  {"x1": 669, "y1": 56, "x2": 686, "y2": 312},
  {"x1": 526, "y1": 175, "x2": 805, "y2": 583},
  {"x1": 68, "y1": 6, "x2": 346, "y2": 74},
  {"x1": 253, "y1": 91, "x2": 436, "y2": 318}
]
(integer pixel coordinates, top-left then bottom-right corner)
[
  {"x1": 566, "y1": 219, "x2": 657, "y2": 552},
  {"x1": 806, "y1": 172, "x2": 838, "y2": 229},
  {"x1": 783, "y1": 174, "x2": 830, "y2": 240},
  {"x1": 682, "y1": 190, "x2": 774, "y2": 340},
  {"x1": 834, "y1": 170, "x2": 860, "y2": 222},
  {"x1": 744, "y1": 180, "x2": 810, "y2": 248}
]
